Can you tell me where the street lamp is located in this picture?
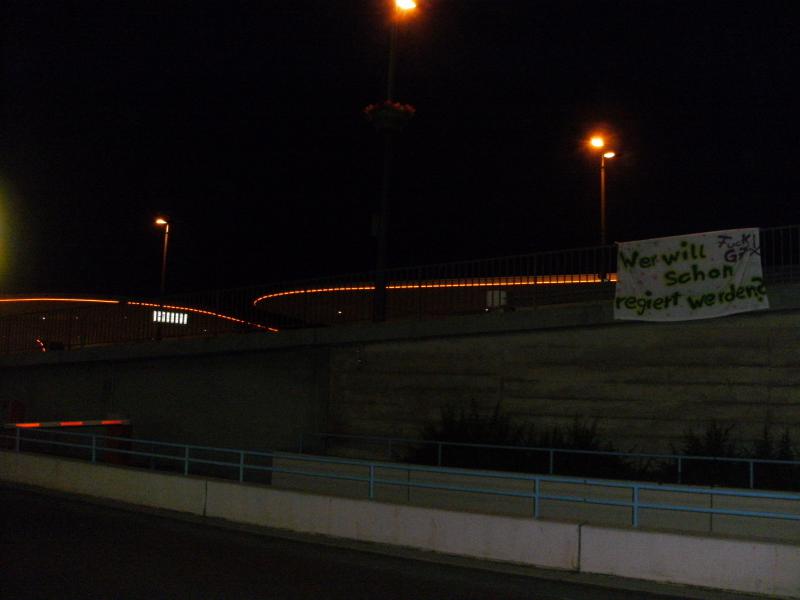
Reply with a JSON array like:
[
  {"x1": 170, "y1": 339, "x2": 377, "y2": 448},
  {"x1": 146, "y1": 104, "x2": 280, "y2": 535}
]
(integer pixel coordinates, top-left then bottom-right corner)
[
  {"x1": 588, "y1": 136, "x2": 616, "y2": 246},
  {"x1": 155, "y1": 217, "x2": 170, "y2": 296},
  {"x1": 387, "y1": 0, "x2": 417, "y2": 101},
  {"x1": 365, "y1": 0, "x2": 419, "y2": 322}
]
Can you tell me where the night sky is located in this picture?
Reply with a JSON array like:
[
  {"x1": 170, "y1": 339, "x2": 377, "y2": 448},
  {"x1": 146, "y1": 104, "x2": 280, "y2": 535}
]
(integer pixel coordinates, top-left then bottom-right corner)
[{"x1": 2, "y1": 1, "x2": 799, "y2": 296}]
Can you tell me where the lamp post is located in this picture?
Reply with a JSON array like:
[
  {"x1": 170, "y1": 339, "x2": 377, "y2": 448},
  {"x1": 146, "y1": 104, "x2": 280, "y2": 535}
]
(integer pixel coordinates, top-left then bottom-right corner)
[
  {"x1": 387, "y1": 0, "x2": 417, "y2": 101},
  {"x1": 155, "y1": 217, "x2": 170, "y2": 296},
  {"x1": 365, "y1": 0, "x2": 418, "y2": 322},
  {"x1": 589, "y1": 136, "x2": 616, "y2": 246}
]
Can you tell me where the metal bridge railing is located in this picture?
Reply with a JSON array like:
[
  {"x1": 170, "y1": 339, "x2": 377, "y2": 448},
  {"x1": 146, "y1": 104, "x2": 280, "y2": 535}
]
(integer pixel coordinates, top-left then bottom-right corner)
[
  {"x1": 2, "y1": 427, "x2": 800, "y2": 532},
  {"x1": 1, "y1": 224, "x2": 799, "y2": 354}
]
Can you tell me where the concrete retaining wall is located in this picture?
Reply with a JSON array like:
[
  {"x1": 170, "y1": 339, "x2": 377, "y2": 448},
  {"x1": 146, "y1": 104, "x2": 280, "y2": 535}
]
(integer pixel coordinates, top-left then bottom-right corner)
[
  {"x1": 0, "y1": 347, "x2": 329, "y2": 451},
  {"x1": 0, "y1": 450, "x2": 206, "y2": 515},
  {"x1": 204, "y1": 479, "x2": 579, "y2": 571},
  {"x1": 328, "y1": 308, "x2": 800, "y2": 452},
  {"x1": 580, "y1": 525, "x2": 800, "y2": 598},
  {"x1": 2, "y1": 291, "x2": 800, "y2": 455},
  {"x1": 2, "y1": 450, "x2": 798, "y2": 598},
  {"x1": 270, "y1": 456, "x2": 800, "y2": 542}
]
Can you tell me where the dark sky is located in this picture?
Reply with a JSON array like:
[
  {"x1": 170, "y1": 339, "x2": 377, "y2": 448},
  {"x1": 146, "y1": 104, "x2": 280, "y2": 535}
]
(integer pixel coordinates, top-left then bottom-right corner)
[{"x1": 2, "y1": 0, "x2": 799, "y2": 296}]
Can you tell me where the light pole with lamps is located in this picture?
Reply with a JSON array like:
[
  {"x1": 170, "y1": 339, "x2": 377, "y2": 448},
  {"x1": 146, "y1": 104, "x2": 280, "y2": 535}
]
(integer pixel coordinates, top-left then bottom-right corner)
[
  {"x1": 364, "y1": 0, "x2": 418, "y2": 322},
  {"x1": 155, "y1": 217, "x2": 170, "y2": 296},
  {"x1": 589, "y1": 136, "x2": 616, "y2": 246}
]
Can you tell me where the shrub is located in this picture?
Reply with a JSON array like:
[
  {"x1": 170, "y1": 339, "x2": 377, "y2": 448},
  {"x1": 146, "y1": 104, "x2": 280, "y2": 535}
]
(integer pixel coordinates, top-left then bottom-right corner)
[
  {"x1": 412, "y1": 402, "x2": 630, "y2": 478},
  {"x1": 410, "y1": 406, "x2": 799, "y2": 491},
  {"x1": 751, "y1": 424, "x2": 798, "y2": 491},
  {"x1": 677, "y1": 421, "x2": 747, "y2": 487},
  {"x1": 413, "y1": 400, "x2": 538, "y2": 472}
]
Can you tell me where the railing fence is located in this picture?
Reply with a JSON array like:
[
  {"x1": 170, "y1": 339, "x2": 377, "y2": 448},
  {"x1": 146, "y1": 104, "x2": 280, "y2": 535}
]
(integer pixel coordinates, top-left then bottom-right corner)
[
  {"x1": 2, "y1": 427, "x2": 800, "y2": 532},
  {"x1": 2, "y1": 224, "x2": 798, "y2": 354},
  {"x1": 299, "y1": 431, "x2": 800, "y2": 492}
]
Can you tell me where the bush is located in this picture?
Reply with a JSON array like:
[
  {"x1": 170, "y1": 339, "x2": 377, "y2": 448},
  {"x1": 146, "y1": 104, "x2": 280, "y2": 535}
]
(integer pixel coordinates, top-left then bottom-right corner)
[
  {"x1": 411, "y1": 402, "x2": 629, "y2": 478},
  {"x1": 413, "y1": 400, "x2": 539, "y2": 472},
  {"x1": 410, "y1": 405, "x2": 800, "y2": 490},
  {"x1": 536, "y1": 417, "x2": 629, "y2": 479},
  {"x1": 751, "y1": 424, "x2": 799, "y2": 491},
  {"x1": 677, "y1": 421, "x2": 800, "y2": 490}
]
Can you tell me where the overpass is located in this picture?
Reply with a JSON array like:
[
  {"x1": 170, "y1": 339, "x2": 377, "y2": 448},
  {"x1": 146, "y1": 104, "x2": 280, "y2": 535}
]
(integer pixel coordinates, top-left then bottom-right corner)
[{"x1": 2, "y1": 227, "x2": 800, "y2": 463}]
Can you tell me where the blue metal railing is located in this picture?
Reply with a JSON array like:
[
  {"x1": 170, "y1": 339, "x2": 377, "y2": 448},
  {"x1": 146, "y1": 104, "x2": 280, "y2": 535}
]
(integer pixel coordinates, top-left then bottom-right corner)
[
  {"x1": 2, "y1": 427, "x2": 800, "y2": 531},
  {"x1": 299, "y1": 431, "x2": 800, "y2": 490}
]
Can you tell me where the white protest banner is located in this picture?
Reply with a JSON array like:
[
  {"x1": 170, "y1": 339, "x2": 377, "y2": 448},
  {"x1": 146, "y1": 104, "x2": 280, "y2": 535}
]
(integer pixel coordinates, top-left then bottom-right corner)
[{"x1": 614, "y1": 228, "x2": 769, "y2": 321}]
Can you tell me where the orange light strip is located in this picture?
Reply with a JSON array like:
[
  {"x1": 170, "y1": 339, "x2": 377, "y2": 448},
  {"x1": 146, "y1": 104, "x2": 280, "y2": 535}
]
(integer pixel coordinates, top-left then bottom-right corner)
[
  {"x1": 0, "y1": 296, "x2": 277, "y2": 333},
  {"x1": 4, "y1": 419, "x2": 130, "y2": 429},
  {"x1": 127, "y1": 302, "x2": 279, "y2": 333},
  {"x1": 253, "y1": 274, "x2": 619, "y2": 306},
  {"x1": 0, "y1": 297, "x2": 120, "y2": 305}
]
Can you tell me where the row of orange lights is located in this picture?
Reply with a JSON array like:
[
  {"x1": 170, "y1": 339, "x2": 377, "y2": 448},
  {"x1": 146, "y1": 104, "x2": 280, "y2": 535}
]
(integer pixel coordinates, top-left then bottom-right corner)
[
  {"x1": 1, "y1": 297, "x2": 278, "y2": 333},
  {"x1": 127, "y1": 301, "x2": 278, "y2": 332},
  {"x1": 6, "y1": 419, "x2": 128, "y2": 429},
  {"x1": 253, "y1": 274, "x2": 618, "y2": 305},
  {"x1": 3, "y1": 272, "x2": 618, "y2": 328},
  {"x1": 0, "y1": 297, "x2": 120, "y2": 305}
]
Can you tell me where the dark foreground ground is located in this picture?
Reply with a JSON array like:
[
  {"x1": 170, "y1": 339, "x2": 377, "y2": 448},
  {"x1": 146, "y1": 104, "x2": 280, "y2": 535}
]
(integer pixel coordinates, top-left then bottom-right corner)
[{"x1": 0, "y1": 485, "x2": 750, "y2": 600}]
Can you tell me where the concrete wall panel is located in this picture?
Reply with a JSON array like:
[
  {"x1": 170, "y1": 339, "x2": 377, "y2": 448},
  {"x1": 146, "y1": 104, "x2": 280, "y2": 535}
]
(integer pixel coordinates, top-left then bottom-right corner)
[
  {"x1": 0, "y1": 450, "x2": 206, "y2": 515},
  {"x1": 0, "y1": 348, "x2": 329, "y2": 452},
  {"x1": 204, "y1": 478, "x2": 580, "y2": 571},
  {"x1": 3, "y1": 297, "x2": 800, "y2": 456},
  {"x1": 580, "y1": 524, "x2": 800, "y2": 598}
]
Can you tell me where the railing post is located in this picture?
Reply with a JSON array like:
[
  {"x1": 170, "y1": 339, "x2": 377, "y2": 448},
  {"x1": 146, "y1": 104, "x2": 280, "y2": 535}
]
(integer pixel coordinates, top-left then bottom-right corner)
[
  {"x1": 549, "y1": 450, "x2": 555, "y2": 475},
  {"x1": 239, "y1": 451, "x2": 245, "y2": 483},
  {"x1": 91, "y1": 435, "x2": 97, "y2": 463},
  {"x1": 369, "y1": 464, "x2": 375, "y2": 499},
  {"x1": 677, "y1": 456, "x2": 682, "y2": 484},
  {"x1": 15, "y1": 428, "x2": 20, "y2": 452},
  {"x1": 749, "y1": 461, "x2": 755, "y2": 489},
  {"x1": 533, "y1": 478, "x2": 540, "y2": 519},
  {"x1": 632, "y1": 485, "x2": 640, "y2": 528},
  {"x1": 437, "y1": 443, "x2": 443, "y2": 467},
  {"x1": 184, "y1": 446, "x2": 190, "y2": 476}
]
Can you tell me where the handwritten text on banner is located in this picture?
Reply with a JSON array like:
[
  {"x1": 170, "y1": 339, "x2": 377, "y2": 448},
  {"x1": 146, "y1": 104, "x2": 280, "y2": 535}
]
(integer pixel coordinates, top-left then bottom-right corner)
[{"x1": 614, "y1": 228, "x2": 769, "y2": 321}]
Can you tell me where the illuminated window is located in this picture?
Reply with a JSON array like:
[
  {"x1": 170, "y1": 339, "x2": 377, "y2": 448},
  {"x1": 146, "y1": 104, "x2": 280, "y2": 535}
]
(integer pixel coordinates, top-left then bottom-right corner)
[
  {"x1": 152, "y1": 310, "x2": 189, "y2": 325},
  {"x1": 486, "y1": 290, "x2": 507, "y2": 308}
]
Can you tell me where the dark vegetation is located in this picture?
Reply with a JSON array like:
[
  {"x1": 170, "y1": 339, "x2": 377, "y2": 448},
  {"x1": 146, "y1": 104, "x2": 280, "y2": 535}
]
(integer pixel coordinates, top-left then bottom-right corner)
[{"x1": 406, "y1": 401, "x2": 799, "y2": 492}]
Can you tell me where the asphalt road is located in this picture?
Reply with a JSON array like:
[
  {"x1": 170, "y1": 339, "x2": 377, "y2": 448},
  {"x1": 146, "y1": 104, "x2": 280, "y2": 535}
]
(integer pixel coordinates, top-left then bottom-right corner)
[{"x1": 0, "y1": 485, "x2": 741, "y2": 600}]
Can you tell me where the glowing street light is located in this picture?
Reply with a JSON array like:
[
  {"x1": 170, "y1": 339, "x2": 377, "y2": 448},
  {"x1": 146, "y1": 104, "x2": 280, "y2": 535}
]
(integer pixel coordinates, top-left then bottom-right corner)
[
  {"x1": 590, "y1": 136, "x2": 605, "y2": 149},
  {"x1": 155, "y1": 217, "x2": 170, "y2": 295},
  {"x1": 588, "y1": 136, "x2": 617, "y2": 246},
  {"x1": 396, "y1": 0, "x2": 417, "y2": 11}
]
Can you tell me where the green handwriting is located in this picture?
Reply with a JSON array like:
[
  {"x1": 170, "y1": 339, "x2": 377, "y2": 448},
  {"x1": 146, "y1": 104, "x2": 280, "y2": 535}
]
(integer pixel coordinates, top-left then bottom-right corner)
[
  {"x1": 619, "y1": 241, "x2": 707, "y2": 271},
  {"x1": 615, "y1": 291, "x2": 683, "y2": 315},
  {"x1": 686, "y1": 278, "x2": 767, "y2": 309},
  {"x1": 664, "y1": 264, "x2": 734, "y2": 286}
]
